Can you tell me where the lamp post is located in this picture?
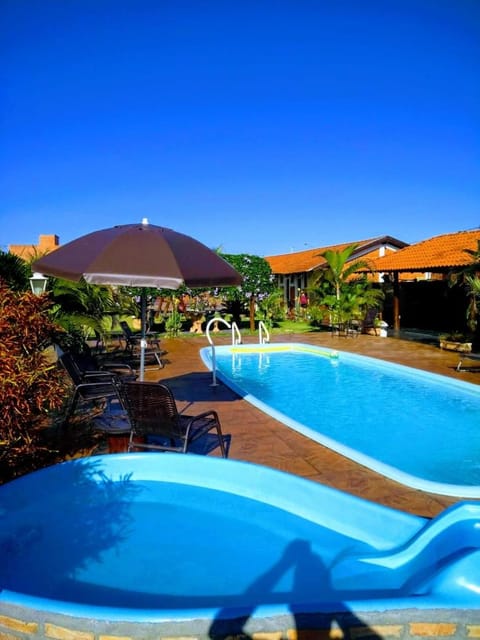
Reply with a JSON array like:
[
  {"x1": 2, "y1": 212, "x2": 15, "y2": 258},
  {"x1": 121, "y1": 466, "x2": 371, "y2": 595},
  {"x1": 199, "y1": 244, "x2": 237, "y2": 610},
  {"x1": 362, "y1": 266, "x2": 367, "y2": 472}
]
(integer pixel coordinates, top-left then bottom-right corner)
[{"x1": 29, "y1": 272, "x2": 48, "y2": 295}]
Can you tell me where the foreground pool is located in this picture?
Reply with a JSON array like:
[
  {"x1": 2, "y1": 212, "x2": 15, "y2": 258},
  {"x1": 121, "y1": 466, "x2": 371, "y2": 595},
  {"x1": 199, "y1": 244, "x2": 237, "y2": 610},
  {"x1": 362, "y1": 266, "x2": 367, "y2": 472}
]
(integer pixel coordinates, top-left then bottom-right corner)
[
  {"x1": 1, "y1": 454, "x2": 480, "y2": 639},
  {"x1": 201, "y1": 343, "x2": 480, "y2": 497}
]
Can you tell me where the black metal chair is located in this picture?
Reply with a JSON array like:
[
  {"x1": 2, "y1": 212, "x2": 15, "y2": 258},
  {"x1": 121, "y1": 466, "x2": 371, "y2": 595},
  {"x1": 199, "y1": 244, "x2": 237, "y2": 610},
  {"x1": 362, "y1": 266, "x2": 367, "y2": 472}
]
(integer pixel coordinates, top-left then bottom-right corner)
[
  {"x1": 58, "y1": 352, "x2": 133, "y2": 423},
  {"x1": 119, "y1": 321, "x2": 164, "y2": 369},
  {"x1": 66, "y1": 349, "x2": 137, "y2": 381},
  {"x1": 121, "y1": 381, "x2": 229, "y2": 457}
]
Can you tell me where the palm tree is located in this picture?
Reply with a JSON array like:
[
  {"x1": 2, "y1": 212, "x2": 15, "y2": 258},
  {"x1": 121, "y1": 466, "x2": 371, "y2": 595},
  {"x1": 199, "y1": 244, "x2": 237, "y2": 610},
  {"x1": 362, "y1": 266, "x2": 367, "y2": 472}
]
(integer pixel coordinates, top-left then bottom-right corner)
[
  {"x1": 311, "y1": 244, "x2": 383, "y2": 329},
  {"x1": 449, "y1": 240, "x2": 480, "y2": 334},
  {"x1": 317, "y1": 244, "x2": 371, "y2": 301},
  {"x1": 49, "y1": 278, "x2": 125, "y2": 352},
  {"x1": 0, "y1": 251, "x2": 30, "y2": 291}
]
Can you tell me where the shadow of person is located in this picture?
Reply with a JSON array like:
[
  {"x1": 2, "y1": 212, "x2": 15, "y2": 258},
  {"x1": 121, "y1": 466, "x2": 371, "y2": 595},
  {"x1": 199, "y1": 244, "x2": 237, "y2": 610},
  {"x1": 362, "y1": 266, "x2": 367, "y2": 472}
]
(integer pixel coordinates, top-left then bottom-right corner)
[{"x1": 209, "y1": 539, "x2": 381, "y2": 639}]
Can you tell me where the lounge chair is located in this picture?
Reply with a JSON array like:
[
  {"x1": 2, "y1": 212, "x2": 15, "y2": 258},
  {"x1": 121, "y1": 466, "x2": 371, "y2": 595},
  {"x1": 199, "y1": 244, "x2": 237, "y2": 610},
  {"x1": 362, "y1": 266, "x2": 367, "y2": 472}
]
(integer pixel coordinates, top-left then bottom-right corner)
[
  {"x1": 121, "y1": 381, "x2": 229, "y2": 457},
  {"x1": 63, "y1": 349, "x2": 137, "y2": 382},
  {"x1": 120, "y1": 321, "x2": 165, "y2": 369},
  {"x1": 58, "y1": 352, "x2": 133, "y2": 423},
  {"x1": 456, "y1": 353, "x2": 480, "y2": 372}
]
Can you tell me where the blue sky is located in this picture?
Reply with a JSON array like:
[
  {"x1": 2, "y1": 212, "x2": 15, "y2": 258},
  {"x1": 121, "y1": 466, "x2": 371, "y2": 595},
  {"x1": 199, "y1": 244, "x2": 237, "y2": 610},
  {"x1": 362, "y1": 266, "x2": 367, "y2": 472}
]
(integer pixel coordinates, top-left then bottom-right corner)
[{"x1": 1, "y1": 0, "x2": 479, "y2": 257}]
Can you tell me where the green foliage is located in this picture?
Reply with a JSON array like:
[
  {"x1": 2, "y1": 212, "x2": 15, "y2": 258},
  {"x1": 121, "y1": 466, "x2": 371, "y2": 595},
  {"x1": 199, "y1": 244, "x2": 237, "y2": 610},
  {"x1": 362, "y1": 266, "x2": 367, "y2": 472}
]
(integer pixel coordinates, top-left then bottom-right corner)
[
  {"x1": 310, "y1": 245, "x2": 383, "y2": 327},
  {"x1": 0, "y1": 251, "x2": 30, "y2": 292},
  {"x1": 221, "y1": 253, "x2": 275, "y2": 300},
  {"x1": 449, "y1": 241, "x2": 480, "y2": 334},
  {"x1": 165, "y1": 305, "x2": 183, "y2": 336},
  {"x1": 255, "y1": 288, "x2": 286, "y2": 327},
  {"x1": 49, "y1": 278, "x2": 127, "y2": 346},
  {"x1": 0, "y1": 286, "x2": 68, "y2": 481},
  {"x1": 314, "y1": 244, "x2": 371, "y2": 300},
  {"x1": 221, "y1": 253, "x2": 275, "y2": 328}
]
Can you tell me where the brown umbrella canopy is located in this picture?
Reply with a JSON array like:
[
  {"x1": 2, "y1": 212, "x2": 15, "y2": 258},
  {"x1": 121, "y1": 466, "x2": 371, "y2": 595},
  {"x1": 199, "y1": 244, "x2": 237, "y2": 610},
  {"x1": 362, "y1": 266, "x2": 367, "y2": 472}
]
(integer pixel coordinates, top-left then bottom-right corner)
[
  {"x1": 33, "y1": 221, "x2": 242, "y2": 288},
  {"x1": 33, "y1": 220, "x2": 242, "y2": 380}
]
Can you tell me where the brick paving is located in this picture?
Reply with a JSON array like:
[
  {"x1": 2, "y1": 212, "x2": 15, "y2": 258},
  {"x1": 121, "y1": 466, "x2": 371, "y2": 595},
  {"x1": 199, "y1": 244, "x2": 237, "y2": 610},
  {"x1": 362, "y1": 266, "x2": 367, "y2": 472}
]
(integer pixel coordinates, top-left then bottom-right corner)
[{"x1": 134, "y1": 330, "x2": 480, "y2": 519}]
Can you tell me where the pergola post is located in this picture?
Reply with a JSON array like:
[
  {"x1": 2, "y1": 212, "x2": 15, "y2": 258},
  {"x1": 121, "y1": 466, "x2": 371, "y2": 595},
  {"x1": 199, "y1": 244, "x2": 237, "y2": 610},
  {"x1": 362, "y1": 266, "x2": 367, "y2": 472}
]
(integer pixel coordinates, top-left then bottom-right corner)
[{"x1": 393, "y1": 272, "x2": 401, "y2": 331}]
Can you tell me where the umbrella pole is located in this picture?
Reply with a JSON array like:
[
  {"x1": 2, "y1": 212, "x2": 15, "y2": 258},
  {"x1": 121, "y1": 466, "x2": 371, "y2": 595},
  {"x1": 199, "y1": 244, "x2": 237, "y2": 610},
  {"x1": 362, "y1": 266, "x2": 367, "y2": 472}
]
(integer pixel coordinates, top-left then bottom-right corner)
[{"x1": 139, "y1": 290, "x2": 147, "y2": 381}]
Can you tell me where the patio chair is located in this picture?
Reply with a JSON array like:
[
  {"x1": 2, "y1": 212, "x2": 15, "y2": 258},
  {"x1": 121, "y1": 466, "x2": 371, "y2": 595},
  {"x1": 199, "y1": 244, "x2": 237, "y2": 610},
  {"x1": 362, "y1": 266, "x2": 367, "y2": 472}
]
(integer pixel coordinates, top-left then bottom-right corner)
[
  {"x1": 65, "y1": 348, "x2": 138, "y2": 382},
  {"x1": 121, "y1": 381, "x2": 229, "y2": 457},
  {"x1": 456, "y1": 353, "x2": 480, "y2": 372},
  {"x1": 120, "y1": 321, "x2": 165, "y2": 369},
  {"x1": 59, "y1": 352, "x2": 130, "y2": 424}
]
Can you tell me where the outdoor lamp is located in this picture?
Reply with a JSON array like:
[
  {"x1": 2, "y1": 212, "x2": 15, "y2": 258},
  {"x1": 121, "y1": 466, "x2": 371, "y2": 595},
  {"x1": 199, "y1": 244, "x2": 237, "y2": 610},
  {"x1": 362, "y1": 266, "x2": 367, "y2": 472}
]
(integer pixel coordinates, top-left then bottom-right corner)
[{"x1": 29, "y1": 272, "x2": 48, "y2": 295}]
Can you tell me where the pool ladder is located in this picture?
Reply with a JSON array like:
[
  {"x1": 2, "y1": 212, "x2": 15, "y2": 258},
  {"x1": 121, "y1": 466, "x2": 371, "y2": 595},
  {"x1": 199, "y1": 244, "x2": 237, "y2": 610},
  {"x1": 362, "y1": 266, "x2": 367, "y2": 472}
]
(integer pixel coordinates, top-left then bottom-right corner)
[
  {"x1": 258, "y1": 320, "x2": 270, "y2": 344},
  {"x1": 206, "y1": 318, "x2": 270, "y2": 386}
]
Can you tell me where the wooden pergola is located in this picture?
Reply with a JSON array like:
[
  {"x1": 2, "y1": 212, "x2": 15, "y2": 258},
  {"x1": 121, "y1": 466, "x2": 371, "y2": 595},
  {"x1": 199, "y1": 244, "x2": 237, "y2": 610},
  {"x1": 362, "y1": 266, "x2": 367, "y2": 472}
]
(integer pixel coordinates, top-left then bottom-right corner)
[{"x1": 364, "y1": 230, "x2": 480, "y2": 331}]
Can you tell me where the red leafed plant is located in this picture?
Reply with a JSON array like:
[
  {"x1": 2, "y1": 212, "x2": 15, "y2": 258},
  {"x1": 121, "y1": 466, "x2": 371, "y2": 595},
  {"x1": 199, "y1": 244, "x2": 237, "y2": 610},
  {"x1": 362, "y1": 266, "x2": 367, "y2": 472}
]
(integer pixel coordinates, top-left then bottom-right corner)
[{"x1": 0, "y1": 285, "x2": 68, "y2": 482}]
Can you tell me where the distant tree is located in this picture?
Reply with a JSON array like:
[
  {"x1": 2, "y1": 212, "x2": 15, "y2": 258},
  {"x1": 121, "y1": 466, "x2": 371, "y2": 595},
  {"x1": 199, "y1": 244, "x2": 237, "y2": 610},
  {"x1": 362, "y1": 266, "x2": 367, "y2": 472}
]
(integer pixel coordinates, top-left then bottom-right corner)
[{"x1": 221, "y1": 254, "x2": 275, "y2": 330}]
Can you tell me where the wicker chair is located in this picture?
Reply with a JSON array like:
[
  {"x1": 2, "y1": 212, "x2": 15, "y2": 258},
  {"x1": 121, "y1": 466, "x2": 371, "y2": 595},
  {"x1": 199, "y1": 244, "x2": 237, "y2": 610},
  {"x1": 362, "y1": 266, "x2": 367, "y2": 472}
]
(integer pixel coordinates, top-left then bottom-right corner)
[{"x1": 121, "y1": 381, "x2": 228, "y2": 457}]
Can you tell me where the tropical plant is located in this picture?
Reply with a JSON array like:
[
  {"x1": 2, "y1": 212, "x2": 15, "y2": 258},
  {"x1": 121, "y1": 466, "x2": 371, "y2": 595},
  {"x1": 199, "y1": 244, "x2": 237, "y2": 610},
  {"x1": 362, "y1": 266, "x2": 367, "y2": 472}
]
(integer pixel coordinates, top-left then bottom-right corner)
[
  {"x1": 315, "y1": 244, "x2": 371, "y2": 299},
  {"x1": 49, "y1": 278, "x2": 126, "y2": 352},
  {"x1": 165, "y1": 303, "x2": 183, "y2": 336},
  {"x1": 255, "y1": 288, "x2": 286, "y2": 328},
  {"x1": 0, "y1": 285, "x2": 68, "y2": 482},
  {"x1": 310, "y1": 244, "x2": 383, "y2": 328},
  {"x1": 449, "y1": 241, "x2": 480, "y2": 335},
  {"x1": 0, "y1": 251, "x2": 30, "y2": 291}
]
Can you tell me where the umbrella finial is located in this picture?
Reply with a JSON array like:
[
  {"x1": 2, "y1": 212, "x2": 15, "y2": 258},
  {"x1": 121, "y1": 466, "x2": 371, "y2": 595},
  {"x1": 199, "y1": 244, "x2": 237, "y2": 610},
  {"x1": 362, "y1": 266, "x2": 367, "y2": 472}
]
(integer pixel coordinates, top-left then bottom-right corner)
[{"x1": 142, "y1": 217, "x2": 149, "y2": 225}]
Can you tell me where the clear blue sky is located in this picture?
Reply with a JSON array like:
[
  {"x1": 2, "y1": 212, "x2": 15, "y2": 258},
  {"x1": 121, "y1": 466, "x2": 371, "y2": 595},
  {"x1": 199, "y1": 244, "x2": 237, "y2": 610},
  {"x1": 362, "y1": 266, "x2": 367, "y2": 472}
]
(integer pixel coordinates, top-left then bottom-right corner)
[{"x1": 1, "y1": 0, "x2": 479, "y2": 257}]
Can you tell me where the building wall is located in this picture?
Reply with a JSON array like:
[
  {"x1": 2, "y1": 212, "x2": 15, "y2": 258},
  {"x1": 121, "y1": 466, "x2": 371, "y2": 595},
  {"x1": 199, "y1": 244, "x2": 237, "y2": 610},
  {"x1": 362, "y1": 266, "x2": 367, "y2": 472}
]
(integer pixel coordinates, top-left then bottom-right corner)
[{"x1": 8, "y1": 235, "x2": 59, "y2": 261}]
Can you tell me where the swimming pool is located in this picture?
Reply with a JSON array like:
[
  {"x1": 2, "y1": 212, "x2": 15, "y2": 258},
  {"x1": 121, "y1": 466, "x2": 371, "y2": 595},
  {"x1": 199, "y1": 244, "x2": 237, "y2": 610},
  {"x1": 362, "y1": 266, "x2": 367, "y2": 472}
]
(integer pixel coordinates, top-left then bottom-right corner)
[
  {"x1": 200, "y1": 343, "x2": 480, "y2": 497},
  {"x1": 1, "y1": 453, "x2": 480, "y2": 638}
]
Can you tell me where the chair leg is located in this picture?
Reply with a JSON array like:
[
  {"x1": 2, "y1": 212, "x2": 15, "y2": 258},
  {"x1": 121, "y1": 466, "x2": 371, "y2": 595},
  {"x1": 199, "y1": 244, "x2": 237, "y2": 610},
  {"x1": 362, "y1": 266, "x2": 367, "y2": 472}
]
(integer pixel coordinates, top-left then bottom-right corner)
[
  {"x1": 63, "y1": 390, "x2": 80, "y2": 425},
  {"x1": 216, "y1": 424, "x2": 227, "y2": 458}
]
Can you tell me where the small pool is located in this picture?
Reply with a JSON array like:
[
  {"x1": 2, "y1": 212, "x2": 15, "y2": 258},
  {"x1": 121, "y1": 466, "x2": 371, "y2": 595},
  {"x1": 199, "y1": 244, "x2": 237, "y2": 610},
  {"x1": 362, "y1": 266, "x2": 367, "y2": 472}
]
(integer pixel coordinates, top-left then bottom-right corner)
[
  {"x1": 1, "y1": 454, "x2": 480, "y2": 638},
  {"x1": 201, "y1": 343, "x2": 480, "y2": 497}
]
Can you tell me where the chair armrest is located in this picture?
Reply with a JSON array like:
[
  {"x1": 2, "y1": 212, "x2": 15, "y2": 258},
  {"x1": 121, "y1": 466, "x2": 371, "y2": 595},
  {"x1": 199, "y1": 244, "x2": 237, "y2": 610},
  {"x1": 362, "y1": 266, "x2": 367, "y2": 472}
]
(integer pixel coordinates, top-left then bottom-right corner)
[
  {"x1": 100, "y1": 362, "x2": 136, "y2": 374},
  {"x1": 74, "y1": 380, "x2": 119, "y2": 393},
  {"x1": 185, "y1": 410, "x2": 221, "y2": 428},
  {"x1": 188, "y1": 409, "x2": 219, "y2": 419},
  {"x1": 82, "y1": 371, "x2": 118, "y2": 382}
]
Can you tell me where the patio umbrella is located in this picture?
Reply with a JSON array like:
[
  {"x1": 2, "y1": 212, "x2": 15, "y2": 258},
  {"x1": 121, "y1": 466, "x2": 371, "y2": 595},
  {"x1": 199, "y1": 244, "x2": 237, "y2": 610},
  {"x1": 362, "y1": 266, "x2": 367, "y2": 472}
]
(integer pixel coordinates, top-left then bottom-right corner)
[{"x1": 33, "y1": 219, "x2": 242, "y2": 379}]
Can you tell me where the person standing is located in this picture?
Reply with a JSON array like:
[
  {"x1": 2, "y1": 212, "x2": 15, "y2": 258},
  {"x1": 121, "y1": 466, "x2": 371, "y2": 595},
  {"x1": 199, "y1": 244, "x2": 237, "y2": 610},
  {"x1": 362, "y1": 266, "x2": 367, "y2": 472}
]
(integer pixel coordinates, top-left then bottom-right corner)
[{"x1": 299, "y1": 290, "x2": 309, "y2": 317}]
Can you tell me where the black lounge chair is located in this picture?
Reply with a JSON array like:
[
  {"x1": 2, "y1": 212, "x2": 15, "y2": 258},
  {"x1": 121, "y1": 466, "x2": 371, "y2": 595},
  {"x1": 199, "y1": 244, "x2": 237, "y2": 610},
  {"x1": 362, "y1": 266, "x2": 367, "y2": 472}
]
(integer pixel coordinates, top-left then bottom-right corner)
[
  {"x1": 120, "y1": 321, "x2": 165, "y2": 369},
  {"x1": 457, "y1": 353, "x2": 480, "y2": 372},
  {"x1": 63, "y1": 349, "x2": 137, "y2": 381},
  {"x1": 59, "y1": 351, "x2": 134, "y2": 423},
  {"x1": 121, "y1": 381, "x2": 229, "y2": 457}
]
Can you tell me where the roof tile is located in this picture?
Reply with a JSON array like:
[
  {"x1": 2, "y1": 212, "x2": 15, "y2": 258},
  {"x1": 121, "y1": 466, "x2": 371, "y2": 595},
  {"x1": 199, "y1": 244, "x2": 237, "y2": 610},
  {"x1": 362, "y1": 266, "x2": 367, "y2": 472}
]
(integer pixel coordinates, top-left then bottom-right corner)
[
  {"x1": 370, "y1": 229, "x2": 480, "y2": 272},
  {"x1": 266, "y1": 236, "x2": 405, "y2": 274}
]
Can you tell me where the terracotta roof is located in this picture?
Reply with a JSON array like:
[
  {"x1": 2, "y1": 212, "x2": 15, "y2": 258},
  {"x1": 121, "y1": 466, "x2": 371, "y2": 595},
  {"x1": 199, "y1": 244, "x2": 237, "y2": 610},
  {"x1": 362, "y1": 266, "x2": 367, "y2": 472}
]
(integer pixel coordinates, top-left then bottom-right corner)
[
  {"x1": 368, "y1": 229, "x2": 480, "y2": 273},
  {"x1": 265, "y1": 236, "x2": 407, "y2": 275}
]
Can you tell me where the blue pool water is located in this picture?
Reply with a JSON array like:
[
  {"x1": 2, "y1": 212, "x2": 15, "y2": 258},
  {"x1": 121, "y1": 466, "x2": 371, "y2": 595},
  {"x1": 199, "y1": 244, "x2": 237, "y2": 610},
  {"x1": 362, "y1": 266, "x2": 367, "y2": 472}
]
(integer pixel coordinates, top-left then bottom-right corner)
[
  {"x1": 201, "y1": 343, "x2": 480, "y2": 497},
  {"x1": 1, "y1": 453, "x2": 480, "y2": 633}
]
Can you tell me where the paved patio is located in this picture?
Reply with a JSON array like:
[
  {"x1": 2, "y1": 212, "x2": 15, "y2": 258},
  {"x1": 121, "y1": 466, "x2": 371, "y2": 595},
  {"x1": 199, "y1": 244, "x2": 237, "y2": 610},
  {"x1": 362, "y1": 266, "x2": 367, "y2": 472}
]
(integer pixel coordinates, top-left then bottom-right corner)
[{"x1": 134, "y1": 330, "x2": 479, "y2": 519}]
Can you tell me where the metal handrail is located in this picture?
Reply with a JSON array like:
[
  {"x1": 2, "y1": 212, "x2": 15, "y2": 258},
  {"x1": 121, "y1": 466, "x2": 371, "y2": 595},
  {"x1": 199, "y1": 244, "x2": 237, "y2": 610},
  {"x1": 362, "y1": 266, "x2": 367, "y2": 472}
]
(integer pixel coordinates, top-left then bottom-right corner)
[
  {"x1": 205, "y1": 317, "x2": 231, "y2": 386},
  {"x1": 231, "y1": 321, "x2": 242, "y2": 345},
  {"x1": 258, "y1": 321, "x2": 270, "y2": 344}
]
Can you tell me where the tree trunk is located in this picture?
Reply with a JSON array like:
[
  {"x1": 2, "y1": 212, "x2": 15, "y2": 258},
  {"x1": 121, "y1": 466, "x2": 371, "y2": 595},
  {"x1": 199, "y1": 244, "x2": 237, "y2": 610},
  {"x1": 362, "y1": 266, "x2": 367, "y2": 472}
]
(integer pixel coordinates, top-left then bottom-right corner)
[{"x1": 249, "y1": 297, "x2": 256, "y2": 332}]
